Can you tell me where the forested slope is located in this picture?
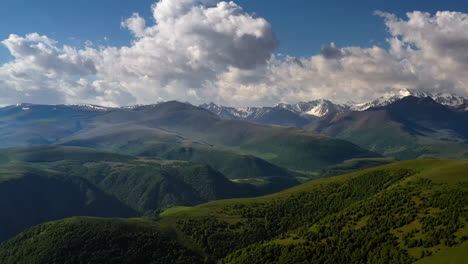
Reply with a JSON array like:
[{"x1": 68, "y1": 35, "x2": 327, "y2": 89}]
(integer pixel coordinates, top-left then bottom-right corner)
[{"x1": 1, "y1": 159, "x2": 467, "y2": 263}]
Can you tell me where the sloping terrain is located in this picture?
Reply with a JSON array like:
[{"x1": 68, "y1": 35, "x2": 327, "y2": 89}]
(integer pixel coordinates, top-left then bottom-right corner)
[
  {"x1": 200, "y1": 103, "x2": 313, "y2": 127},
  {"x1": 62, "y1": 101, "x2": 377, "y2": 172},
  {"x1": 0, "y1": 104, "x2": 103, "y2": 148},
  {"x1": 0, "y1": 102, "x2": 377, "y2": 174},
  {"x1": 58, "y1": 123, "x2": 301, "y2": 181},
  {"x1": 307, "y1": 97, "x2": 468, "y2": 159},
  {"x1": 0, "y1": 162, "x2": 137, "y2": 242},
  {"x1": 0, "y1": 146, "x2": 268, "y2": 242},
  {"x1": 0, "y1": 217, "x2": 204, "y2": 264},
  {"x1": 2, "y1": 159, "x2": 467, "y2": 263}
]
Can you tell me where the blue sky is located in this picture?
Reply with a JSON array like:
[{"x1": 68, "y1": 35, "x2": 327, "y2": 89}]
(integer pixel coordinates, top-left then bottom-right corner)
[
  {"x1": 1, "y1": 0, "x2": 467, "y2": 63},
  {"x1": 1, "y1": 0, "x2": 468, "y2": 106}
]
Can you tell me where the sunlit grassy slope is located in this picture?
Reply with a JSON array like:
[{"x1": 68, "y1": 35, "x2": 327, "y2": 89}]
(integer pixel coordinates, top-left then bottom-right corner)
[
  {"x1": 1, "y1": 159, "x2": 466, "y2": 263},
  {"x1": 162, "y1": 159, "x2": 467, "y2": 217},
  {"x1": 414, "y1": 240, "x2": 468, "y2": 264}
]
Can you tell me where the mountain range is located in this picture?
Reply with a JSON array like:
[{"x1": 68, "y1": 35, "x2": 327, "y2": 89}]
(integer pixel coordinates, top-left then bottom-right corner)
[
  {"x1": 0, "y1": 100, "x2": 381, "y2": 243},
  {"x1": 0, "y1": 89, "x2": 467, "y2": 263},
  {"x1": 200, "y1": 89, "x2": 468, "y2": 160},
  {"x1": 2, "y1": 88, "x2": 466, "y2": 168},
  {"x1": 0, "y1": 100, "x2": 377, "y2": 170},
  {"x1": 201, "y1": 89, "x2": 467, "y2": 123}
]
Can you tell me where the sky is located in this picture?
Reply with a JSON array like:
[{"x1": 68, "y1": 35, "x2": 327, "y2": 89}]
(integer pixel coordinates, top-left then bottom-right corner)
[{"x1": 1, "y1": 0, "x2": 468, "y2": 106}]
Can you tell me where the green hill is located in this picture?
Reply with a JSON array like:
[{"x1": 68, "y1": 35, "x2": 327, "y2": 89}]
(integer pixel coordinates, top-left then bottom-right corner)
[
  {"x1": 0, "y1": 163, "x2": 137, "y2": 242},
  {"x1": 1, "y1": 159, "x2": 467, "y2": 263},
  {"x1": 60, "y1": 101, "x2": 378, "y2": 172},
  {"x1": 58, "y1": 124, "x2": 302, "y2": 181},
  {"x1": 0, "y1": 217, "x2": 204, "y2": 264},
  {"x1": 415, "y1": 240, "x2": 468, "y2": 264},
  {"x1": 49, "y1": 156, "x2": 258, "y2": 213},
  {"x1": 0, "y1": 102, "x2": 379, "y2": 174},
  {"x1": 318, "y1": 157, "x2": 397, "y2": 177},
  {"x1": 0, "y1": 145, "x2": 133, "y2": 164},
  {"x1": 0, "y1": 146, "x2": 277, "y2": 242},
  {"x1": 133, "y1": 102, "x2": 379, "y2": 171}
]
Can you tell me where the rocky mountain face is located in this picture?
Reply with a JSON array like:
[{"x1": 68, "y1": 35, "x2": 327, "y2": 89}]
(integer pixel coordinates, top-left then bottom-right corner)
[{"x1": 200, "y1": 89, "x2": 468, "y2": 127}]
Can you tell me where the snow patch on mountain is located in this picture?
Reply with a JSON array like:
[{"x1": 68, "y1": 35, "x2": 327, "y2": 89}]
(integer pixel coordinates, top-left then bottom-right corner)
[
  {"x1": 200, "y1": 103, "x2": 270, "y2": 119},
  {"x1": 276, "y1": 100, "x2": 350, "y2": 117},
  {"x1": 66, "y1": 104, "x2": 113, "y2": 111},
  {"x1": 352, "y1": 89, "x2": 467, "y2": 111},
  {"x1": 202, "y1": 88, "x2": 467, "y2": 121}
]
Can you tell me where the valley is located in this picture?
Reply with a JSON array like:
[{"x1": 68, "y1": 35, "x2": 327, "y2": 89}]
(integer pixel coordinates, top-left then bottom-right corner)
[
  {"x1": 1, "y1": 160, "x2": 466, "y2": 263},
  {"x1": 0, "y1": 91, "x2": 467, "y2": 263}
]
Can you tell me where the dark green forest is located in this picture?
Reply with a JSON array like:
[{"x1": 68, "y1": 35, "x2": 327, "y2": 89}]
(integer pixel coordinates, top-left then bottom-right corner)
[{"x1": 1, "y1": 160, "x2": 467, "y2": 263}]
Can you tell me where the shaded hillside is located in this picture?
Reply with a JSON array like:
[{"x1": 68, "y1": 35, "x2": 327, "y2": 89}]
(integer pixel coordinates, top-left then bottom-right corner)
[
  {"x1": 58, "y1": 123, "x2": 301, "y2": 181},
  {"x1": 50, "y1": 158, "x2": 258, "y2": 213},
  {"x1": 0, "y1": 217, "x2": 204, "y2": 264},
  {"x1": 200, "y1": 103, "x2": 312, "y2": 127},
  {"x1": 374, "y1": 96, "x2": 468, "y2": 138},
  {"x1": 1, "y1": 146, "x2": 263, "y2": 212},
  {"x1": 307, "y1": 97, "x2": 468, "y2": 159},
  {"x1": 247, "y1": 107, "x2": 311, "y2": 127},
  {"x1": 0, "y1": 163, "x2": 137, "y2": 242},
  {"x1": 2, "y1": 159, "x2": 467, "y2": 263},
  {"x1": 0, "y1": 104, "x2": 103, "y2": 148},
  {"x1": 0, "y1": 146, "x2": 272, "y2": 242},
  {"x1": 65, "y1": 101, "x2": 377, "y2": 171},
  {"x1": 0, "y1": 102, "x2": 377, "y2": 174}
]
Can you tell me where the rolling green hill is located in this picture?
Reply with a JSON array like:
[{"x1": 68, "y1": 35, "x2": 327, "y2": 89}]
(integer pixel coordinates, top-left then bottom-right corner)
[
  {"x1": 0, "y1": 146, "x2": 281, "y2": 242},
  {"x1": 49, "y1": 157, "x2": 258, "y2": 213},
  {"x1": 0, "y1": 102, "x2": 378, "y2": 173},
  {"x1": 318, "y1": 157, "x2": 397, "y2": 177},
  {"x1": 1, "y1": 159, "x2": 467, "y2": 263},
  {"x1": 131, "y1": 102, "x2": 379, "y2": 171},
  {"x1": 57, "y1": 101, "x2": 378, "y2": 172},
  {"x1": 0, "y1": 162, "x2": 137, "y2": 242},
  {"x1": 0, "y1": 217, "x2": 204, "y2": 264},
  {"x1": 58, "y1": 123, "x2": 302, "y2": 182},
  {"x1": 0, "y1": 102, "x2": 379, "y2": 183}
]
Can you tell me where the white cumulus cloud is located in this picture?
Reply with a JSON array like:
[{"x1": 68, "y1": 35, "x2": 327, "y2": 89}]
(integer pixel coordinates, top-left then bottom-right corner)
[{"x1": 0, "y1": 1, "x2": 468, "y2": 107}]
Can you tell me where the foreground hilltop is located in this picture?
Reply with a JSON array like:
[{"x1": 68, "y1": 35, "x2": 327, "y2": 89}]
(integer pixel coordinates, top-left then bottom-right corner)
[{"x1": 1, "y1": 159, "x2": 467, "y2": 264}]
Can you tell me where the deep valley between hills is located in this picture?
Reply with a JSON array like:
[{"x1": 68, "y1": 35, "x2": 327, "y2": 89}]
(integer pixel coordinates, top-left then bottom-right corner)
[{"x1": 0, "y1": 96, "x2": 467, "y2": 263}]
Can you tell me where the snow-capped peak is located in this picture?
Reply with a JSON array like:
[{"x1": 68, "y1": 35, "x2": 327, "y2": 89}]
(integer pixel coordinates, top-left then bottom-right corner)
[
  {"x1": 353, "y1": 88, "x2": 436, "y2": 111},
  {"x1": 276, "y1": 100, "x2": 351, "y2": 117},
  {"x1": 202, "y1": 88, "x2": 467, "y2": 121},
  {"x1": 432, "y1": 92, "x2": 467, "y2": 107},
  {"x1": 352, "y1": 88, "x2": 467, "y2": 111},
  {"x1": 200, "y1": 102, "x2": 264, "y2": 119},
  {"x1": 65, "y1": 104, "x2": 113, "y2": 111},
  {"x1": 401, "y1": 88, "x2": 433, "y2": 98}
]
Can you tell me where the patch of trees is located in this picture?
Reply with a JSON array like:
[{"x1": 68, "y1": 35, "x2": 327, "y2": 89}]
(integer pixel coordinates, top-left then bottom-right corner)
[
  {"x1": 178, "y1": 169, "x2": 417, "y2": 261},
  {"x1": 0, "y1": 218, "x2": 204, "y2": 264}
]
